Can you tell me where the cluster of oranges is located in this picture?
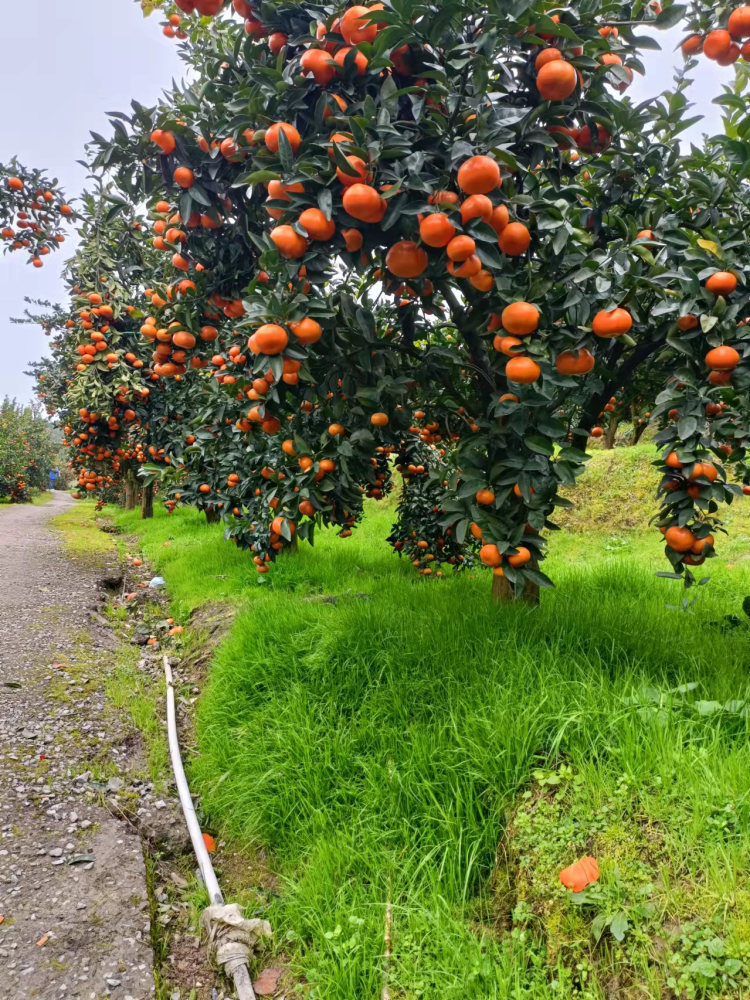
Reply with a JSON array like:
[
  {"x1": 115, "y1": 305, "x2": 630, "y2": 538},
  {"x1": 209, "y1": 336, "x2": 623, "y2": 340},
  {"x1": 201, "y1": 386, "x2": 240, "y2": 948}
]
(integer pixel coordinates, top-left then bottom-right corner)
[
  {"x1": 72, "y1": 292, "x2": 123, "y2": 372},
  {"x1": 681, "y1": 6, "x2": 750, "y2": 66},
  {"x1": 1, "y1": 175, "x2": 71, "y2": 267}
]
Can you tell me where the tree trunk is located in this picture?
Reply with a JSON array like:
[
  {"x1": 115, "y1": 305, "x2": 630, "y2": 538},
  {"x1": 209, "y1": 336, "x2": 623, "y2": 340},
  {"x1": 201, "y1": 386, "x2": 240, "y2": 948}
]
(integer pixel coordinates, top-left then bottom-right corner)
[
  {"x1": 604, "y1": 417, "x2": 619, "y2": 450},
  {"x1": 632, "y1": 421, "x2": 647, "y2": 445},
  {"x1": 124, "y1": 471, "x2": 138, "y2": 510},
  {"x1": 141, "y1": 482, "x2": 154, "y2": 520},
  {"x1": 491, "y1": 570, "x2": 540, "y2": 606},
  {"x1": 205, "y1": 507, "x2": 221, "y2": 524}
]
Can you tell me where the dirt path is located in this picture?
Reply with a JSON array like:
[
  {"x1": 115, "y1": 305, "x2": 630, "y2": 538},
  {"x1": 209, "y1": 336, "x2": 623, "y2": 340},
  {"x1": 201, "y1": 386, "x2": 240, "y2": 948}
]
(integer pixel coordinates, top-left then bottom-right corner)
[{"x1": 0, "y1": 493, "x2": 155, "y2": 1000}]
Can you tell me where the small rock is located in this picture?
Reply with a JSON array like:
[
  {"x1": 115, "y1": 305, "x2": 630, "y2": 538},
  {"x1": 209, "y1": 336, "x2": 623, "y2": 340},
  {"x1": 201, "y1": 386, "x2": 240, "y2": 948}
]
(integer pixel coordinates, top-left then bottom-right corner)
[
  {"x1": 49, "y1": 848, "x2": 63, "y2": 858},
  {"x1": 106, "y1": 777, "x2": 125, "y2": 793}
]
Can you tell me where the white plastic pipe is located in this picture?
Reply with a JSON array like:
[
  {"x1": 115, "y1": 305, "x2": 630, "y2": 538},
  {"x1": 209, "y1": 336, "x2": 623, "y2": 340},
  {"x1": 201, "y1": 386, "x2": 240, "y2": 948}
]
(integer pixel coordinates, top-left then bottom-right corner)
[{"x1": 164, "y1": 655, "x2": 256, "y2": 1000}]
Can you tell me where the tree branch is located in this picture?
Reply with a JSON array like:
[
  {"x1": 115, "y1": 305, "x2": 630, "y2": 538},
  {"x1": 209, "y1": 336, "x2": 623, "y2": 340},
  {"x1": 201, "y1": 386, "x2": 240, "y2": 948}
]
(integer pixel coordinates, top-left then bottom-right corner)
[{"x1": 437, "y1": 282, "x2": 496, "y2": 405}]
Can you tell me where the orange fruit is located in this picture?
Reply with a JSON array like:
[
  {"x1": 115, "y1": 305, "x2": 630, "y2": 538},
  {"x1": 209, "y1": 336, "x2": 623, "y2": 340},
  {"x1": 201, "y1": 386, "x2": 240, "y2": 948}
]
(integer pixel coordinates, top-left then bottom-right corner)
[
  {"x1": 386, "y1": 241, "x2": 428, "y2": 278},
  {"x1": 681, "y1": 34, "x2": 703, "y2": 56},
  {"x1": 457, "y1": 155, "x2": 501, "y2": 195},
  {"x1": 705, "y1": 271, "x2": 737, "y2": 295},
  {"x1": 536, "y1": 60, "x2": 576, "y2": 100},
  {"x1": 270, "y1": 225, "x2": 308, "y2": 258},
  {"x1": 488, "y1": 204, "x2": 510, "y2": 233},
  {"x1": 300, "y1": 48, "x2": 336, "y2": 85},
  {"x1": 173, "y1": 167, "x2": 195, "y2": 189},
  {"x1": 501, "y1": 301, "x2": 539, "y2": 336},
  {"x1": 447, "y1": 254, "x2": 482, "y2": 278},
  {"x1": 290, "y1": 317, "x2": 323, "y2": 344},
  {"x1": 299, "y1": 207, "x2": 335, "y2": 240},
  {"x1": 494, "y1": 335, "x2": 524, "y2": 356},
  {"x1": 469, "y1": 269, "x2": 494, "y2": 291},
  {"x1": 555, "y1": 349, "x2": 595, "y2": 375},
  {"x1": 460, "y1": 194, "x2": 493, "y2": 224},
  {"x1": 729, "y1": 6, "x2": 750, "y2": 37},
  {"x1": 703, "y1": 29, "x2": 732, "y2": 60},
  {"x1": 577, "y1": 124, "x2": 611, "y2": 153},
  {"x1": 592, "y1": 307, "x2": 632, "y2": 337},
  {"x1": 705, "y1": 345, "x2": 740, "y2": 370},
  {"x1": 479, "y1": 544, "x2": 501, "y2": 567},
  {"x1": 677, "y1": 314, "x2": 699, "y2": 331},
  {"x1": 419, "y1": 213, "x2": 456, "y2": 247},
  {"x1": 506, "y1": 356, "x2": 541, "y2": 383},
  {"x1": 334, "y1": 47, "x2": 368, "y2": 74},
  {"x1": 535, "y1": 47, "x2": 563, "y2": 70},
  {"x1": 336, "y1": 155, "x2": 371, "y2": 187},
  {"x1": 507, "y1": 546, "x2": 531, "y2": 567},
  {"x1": 342, "y1": 183, "x2": 384, "y2": 222},
  {"x1": 665, "y1": 526, "x2": 695, "y2": 552},
  {"x1": 340, "y1": 5, "x2": 378, "y2": 44},
  {"x1": 252, "y1": 323, "x2": 289, "y2": 355},
  {"x1": 265, "y1": 122, "x2": 301, "y2": 154},
  {"x1": 342, "y1": 228, "x2": 363, "y2": 251},
  {"x1": 446, "y1": 235, "x2": 476, "y2": 261},
  {"x1": 498, "y1": 222, "x2": 530, "y2": 256}
]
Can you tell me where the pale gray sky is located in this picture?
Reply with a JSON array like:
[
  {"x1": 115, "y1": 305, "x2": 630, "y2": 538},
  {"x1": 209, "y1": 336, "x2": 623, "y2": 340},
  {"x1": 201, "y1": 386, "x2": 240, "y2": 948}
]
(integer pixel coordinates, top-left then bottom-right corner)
[
  {"x1": 0, "y1": 0, "x2": 182, "y2": 406},
  {"x1": 0, "y1": 10, "x2": 725, "y2": 405}
]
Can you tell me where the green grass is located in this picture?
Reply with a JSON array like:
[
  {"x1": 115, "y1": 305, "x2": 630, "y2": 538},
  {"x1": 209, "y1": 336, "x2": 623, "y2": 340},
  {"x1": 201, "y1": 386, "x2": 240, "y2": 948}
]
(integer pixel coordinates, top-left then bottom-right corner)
[
  {"x1": 52, "y1": 502, "x2": 116, "y2": 563},
  {"x1": 112, "y1": 471, "x2": 750, "y2": 999},
  {"x1": 0, "y1": 489, "x2": 54, "y2": 508}
]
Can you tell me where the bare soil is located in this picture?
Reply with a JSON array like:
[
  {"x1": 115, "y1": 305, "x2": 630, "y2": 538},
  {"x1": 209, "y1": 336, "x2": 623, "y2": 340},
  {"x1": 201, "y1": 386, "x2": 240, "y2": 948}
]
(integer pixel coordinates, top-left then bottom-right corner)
[{"x1": 0, "y1": 493, "x2": 155, "y2": 1000}]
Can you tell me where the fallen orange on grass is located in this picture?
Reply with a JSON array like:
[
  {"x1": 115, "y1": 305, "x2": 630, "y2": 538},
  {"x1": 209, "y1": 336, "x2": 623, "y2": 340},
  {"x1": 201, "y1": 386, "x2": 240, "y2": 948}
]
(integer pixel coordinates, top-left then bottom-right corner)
[{"x1": 559, "y1": 856, "x2": 599, "y2": 892}]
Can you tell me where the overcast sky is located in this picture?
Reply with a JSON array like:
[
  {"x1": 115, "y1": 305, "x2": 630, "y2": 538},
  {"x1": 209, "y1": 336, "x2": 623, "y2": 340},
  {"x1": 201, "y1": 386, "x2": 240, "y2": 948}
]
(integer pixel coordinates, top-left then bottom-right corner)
[{"x1": 0, "y1": 8, "x2": 726, "y2": 406}]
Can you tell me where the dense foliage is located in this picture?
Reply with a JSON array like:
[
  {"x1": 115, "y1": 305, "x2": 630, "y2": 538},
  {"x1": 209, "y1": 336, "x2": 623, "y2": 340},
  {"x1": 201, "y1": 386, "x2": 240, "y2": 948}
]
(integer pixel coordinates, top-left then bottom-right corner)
[
  {"x1": 25, "y1": 0, "x2": 750, "y2": 598},
  {"x1": 0, "y1": 398, "x2": 59, "y2": 502}
]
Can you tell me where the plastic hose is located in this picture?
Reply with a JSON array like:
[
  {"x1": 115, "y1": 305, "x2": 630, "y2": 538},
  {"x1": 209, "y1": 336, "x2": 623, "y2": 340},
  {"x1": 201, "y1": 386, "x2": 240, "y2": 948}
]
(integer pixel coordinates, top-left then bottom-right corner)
[{"x1": 164, "y1": 655, "x2": 257, "y2": 1000}]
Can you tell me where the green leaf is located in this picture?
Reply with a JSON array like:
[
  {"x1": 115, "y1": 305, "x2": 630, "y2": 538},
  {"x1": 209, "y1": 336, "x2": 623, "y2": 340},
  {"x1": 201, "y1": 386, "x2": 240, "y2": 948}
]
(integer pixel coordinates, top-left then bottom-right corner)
[
  {"x1": 552, "y1": 225, "x2": 569, "y2": 254},
  {"x1": 695, "y1": 700, "x2": 723, "y2": 715},
  {"x1": 525, "y1": 435, "x2": 555, "y2": 456},
  {"x1": 331, "y1": 140, "x2": 361, "y2": 177},
  {"x1": 609, "y1": 912, "x2": 629, "y2": 942},
  {"x1": 237, "y1": 170, "x2": 281, "y2": 186},
  {"x1": 533, "y1": 13, "x2": 583, "y2": 43},
  {"x1": 317, "y1": 187, "x2": 333, "y2": 220},
  {"x1": 277, "y1": 125, "x2": 294, "y2": 174},
  {"x1": 677, "y1": 416, "x2": 697, "y2": 439},
  {"x1": 631, "y1": 34, "x2": 662, "y2": 50},
  {"x1": 524, "y1": 568, "x2": 555, "y2": 589},
  {"x1": 380, "y1": 74, "x2": 399, "y2": 114},
  {"x1": 654, "y1": 4, "x2": 687, "y2": 29}
]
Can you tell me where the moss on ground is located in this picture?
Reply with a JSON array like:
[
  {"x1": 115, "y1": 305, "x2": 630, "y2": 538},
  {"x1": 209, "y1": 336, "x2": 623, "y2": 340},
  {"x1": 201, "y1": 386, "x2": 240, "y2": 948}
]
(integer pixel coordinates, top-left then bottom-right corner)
[{"x1": 52, "y1": 503, "x2": 117, "y2": 566}]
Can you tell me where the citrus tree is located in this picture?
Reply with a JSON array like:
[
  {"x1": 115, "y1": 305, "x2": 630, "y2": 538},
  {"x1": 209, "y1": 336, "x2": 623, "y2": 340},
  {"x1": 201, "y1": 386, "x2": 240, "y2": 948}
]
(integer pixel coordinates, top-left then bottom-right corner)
[
  {"x1": 33, "y1": 0, "x2": 750, "y2": 600},
  {"x1": 0, "y1": 398, "x2": 58, "y2": 502},
  {"x1": 1, "y1": 161, "x2": 74, "y2": 268}
]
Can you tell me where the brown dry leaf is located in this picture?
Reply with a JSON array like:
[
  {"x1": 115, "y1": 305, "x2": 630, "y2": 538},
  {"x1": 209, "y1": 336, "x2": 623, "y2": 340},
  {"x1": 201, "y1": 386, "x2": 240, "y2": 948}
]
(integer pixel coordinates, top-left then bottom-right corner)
[{"x1": 253, "y1": 967, "x2": 283, "y2": 996}]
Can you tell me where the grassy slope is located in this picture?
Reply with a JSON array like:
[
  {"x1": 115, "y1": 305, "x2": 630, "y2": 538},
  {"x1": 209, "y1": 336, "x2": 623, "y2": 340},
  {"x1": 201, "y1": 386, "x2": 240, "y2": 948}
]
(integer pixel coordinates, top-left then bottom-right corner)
[{"x1": 110, "y1": 456, "x2": 750, "y2": 999}]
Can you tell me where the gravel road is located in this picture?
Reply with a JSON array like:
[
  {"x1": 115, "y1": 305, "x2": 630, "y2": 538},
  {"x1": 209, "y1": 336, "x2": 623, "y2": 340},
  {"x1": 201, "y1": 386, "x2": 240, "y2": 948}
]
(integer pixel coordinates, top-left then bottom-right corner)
[{"x1": 0, "y1": 493, "x2": 155, "y2": 1000}]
